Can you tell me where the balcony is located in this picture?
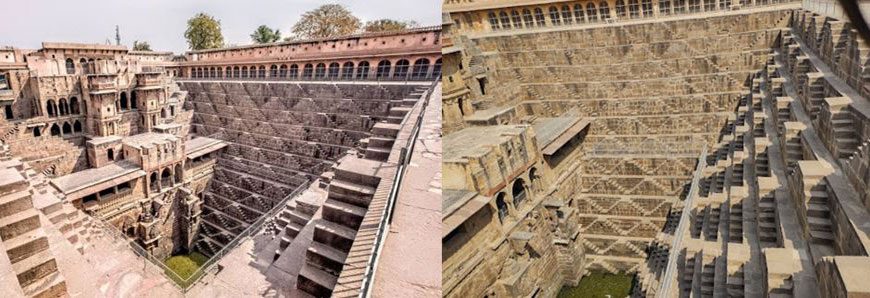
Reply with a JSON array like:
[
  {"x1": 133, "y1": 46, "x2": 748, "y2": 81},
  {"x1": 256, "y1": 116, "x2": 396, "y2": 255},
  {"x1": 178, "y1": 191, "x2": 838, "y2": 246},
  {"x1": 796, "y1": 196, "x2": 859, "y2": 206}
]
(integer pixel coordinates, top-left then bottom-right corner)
[
  {"x1": 136, "y1": 73, "x2": 162, "y2": 86},
  {"x1": 87, "y1": 75, "x2": 117, "y2": 92}
]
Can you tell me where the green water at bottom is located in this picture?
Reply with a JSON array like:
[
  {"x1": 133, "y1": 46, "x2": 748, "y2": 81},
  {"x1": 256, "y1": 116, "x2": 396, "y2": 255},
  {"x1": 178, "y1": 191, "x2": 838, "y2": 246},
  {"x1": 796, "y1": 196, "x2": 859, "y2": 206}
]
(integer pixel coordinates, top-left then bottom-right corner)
[{"x1": 557, "y1": 272, "x2": 634, "y2": 298}]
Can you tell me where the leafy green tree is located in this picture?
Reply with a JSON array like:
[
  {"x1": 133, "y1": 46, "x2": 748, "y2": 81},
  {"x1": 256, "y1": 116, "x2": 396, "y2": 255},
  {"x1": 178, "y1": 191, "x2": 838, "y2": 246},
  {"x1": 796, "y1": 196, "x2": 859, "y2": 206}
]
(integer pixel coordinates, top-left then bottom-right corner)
[
  {"x1": 251, "y1": 25, "x2": 282, "y2": 43},
  {"x1": 132, "y1": 40, "x2": 152, "y2": 51},
  {"x1": 184, "y1": 13, "x2": 224, "y2": 50},
  {"x1": 363, "y1": 19, "x2": 420, "y2": 32},
  {"x1": 291, "y1": 4, "x2": 361, "y2": 39}
]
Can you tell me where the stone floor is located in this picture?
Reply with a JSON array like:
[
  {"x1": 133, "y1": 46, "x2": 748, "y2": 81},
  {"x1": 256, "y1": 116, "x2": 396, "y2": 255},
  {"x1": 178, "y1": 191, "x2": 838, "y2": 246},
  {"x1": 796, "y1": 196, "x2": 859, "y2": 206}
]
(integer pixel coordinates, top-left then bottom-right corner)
[{"x1": 371, "y1": 85, "x2": 442, "y2": 297}]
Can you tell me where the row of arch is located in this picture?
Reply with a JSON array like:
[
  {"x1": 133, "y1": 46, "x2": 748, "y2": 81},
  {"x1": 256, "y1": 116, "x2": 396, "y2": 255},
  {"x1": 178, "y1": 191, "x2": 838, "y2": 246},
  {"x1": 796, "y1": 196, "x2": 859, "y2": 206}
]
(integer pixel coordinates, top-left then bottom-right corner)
[
  {"x1": 188, "y1": 58, "x2": 442, "y2": 81},
  {"x1": 45, "y1": 97, "x2": 83, "y2": 117},
  {"x1": 493, "y1": 167, "x2": 542, "y2": 224},
  {"x1": 36, "y1": 120, "x2": 84, "y2": 137},
  {"x1": 64, "y1": 57, "x2": 98, "y2": 75},
  {"x1": 472, "y1": 0, "x2": 784, "y2": 31},
  {"x1": 149, "y1": 164, "x2": 184, "y2": 193}
]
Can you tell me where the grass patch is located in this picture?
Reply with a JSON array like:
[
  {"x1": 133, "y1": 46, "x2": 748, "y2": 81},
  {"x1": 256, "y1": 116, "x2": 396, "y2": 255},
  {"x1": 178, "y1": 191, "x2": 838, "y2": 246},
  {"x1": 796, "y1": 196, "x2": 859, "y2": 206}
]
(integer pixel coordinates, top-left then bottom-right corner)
[
  {"x1": 164, "y1": 252, "x2": 209, "y2": 286},
  {"x1": 557, "y1": 272, "x2": 634, "y2": 298}
]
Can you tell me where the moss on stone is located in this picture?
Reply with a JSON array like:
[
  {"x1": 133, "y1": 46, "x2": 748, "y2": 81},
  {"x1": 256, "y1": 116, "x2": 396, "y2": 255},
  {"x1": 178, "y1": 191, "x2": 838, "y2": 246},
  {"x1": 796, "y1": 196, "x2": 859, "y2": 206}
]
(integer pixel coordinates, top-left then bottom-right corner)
[
  {"x1": 164, "y1": 252, "x2": 209, "y2": 281},
  {"x1": 557, "y1": 272, "x2": 634, "y2": 298}
]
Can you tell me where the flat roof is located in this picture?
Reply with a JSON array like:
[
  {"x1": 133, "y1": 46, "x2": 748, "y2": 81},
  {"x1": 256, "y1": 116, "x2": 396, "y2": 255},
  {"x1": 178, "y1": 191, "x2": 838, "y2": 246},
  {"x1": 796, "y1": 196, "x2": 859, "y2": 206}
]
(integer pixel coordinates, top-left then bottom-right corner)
[
  {"x1": 41, "y1": 42, "x2": 127, "y2": 52},
  {"x1": 464, "y1": 105, "x2": 514, "y2": 122},
  {"x1": 185, "y1": 137, "x2": 227, "y2": 159},
  {"x1": 51, "y1": 161, "x2": 145, "y2": 195},
  {"x1": 443, "y1": 125, "x2": 527, "y2": 162},
  {"x1": 122, "y1": 132, "x2": 178, "y2": 149},
  {"x1": 442, "y1": 190, "x2": 491, "y2": 238},
  {"x1": 535, "y1": 117, "x2": 590, "y2": 156}
]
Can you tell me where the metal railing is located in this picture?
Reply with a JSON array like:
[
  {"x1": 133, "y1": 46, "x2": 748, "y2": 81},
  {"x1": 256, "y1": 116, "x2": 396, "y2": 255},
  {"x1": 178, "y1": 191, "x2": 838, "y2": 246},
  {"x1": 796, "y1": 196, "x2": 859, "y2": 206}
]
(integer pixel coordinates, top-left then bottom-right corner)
[
  {"x1": 92, "y1": 180, "x2": 310, "y2": 292},
  {"x1": 359, "y1": 78, "x2": 439, "y2": 297},
  {"x1": 657, "y1": 146, "x2": 708, "y2": 297}
]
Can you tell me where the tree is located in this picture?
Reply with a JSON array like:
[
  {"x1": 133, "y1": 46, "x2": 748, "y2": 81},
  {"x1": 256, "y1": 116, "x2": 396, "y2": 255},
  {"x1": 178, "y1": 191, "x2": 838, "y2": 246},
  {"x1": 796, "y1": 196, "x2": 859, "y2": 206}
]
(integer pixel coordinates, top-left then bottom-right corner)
[
  {"x1": 363, "y1": 19, "x2": 420, "y2": 32},
  {"x1": 251, "y1": 25, "x2": 282, "y2": 44},
  {"x1": 184, "y1": 13, "x2": 224, "y2": 50},
  {"x1": 132, "y1": 40, "x2": 152, "y2": 51},
  {"x1": 291, "y1": 4, "x2": 361, "y2": 39}
]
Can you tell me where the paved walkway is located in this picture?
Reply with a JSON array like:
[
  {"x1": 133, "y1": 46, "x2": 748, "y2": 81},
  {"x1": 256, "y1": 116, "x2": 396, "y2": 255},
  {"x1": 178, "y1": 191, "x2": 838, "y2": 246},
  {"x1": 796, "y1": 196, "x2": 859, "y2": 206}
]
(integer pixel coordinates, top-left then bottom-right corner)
[{"x1": 371, "y1": 84, "x2": 442, "y2": 297}]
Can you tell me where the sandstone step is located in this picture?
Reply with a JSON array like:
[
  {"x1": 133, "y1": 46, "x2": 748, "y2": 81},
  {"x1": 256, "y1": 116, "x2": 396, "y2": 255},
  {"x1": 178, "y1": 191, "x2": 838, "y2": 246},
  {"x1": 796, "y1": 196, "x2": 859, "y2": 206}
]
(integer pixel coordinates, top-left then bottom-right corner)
[
  {"x1": 0, "y1": 168, "x2": 28, "y2": 196},
  {"x1": 297, "y1": 263, "x2": 338, "y2": 298},
  {"x1": 285, "y1": 221, "x2": 304, "y2": 238},
  {"x1": 371, "y1": 122, "x2": 401, "y2": 137},
  {"x1": 21, "y1": 270, "x2": 66, "y2": 298},
  {"x1": 807, "y1": 217, "x2": 832, "y2": 232},
  {"x1": 807, "y1": 203, "x2": 830, "y2": 217},
  {"x1": 12, "y1": 249, "x2": 58, "y2": 288},
  {"x1": 4, "y1": 228, "x2": 48, "y2": 264},
  {"x1": 0, "y1": 190, "x2": 33, "y2": 218},
  {"x1": 809, "y1": 230, "x2": 835, "y2": 244},
  {"x1": 329, "y1": 179, "x2": 376, "y2": 197},
  {"x1": 313, "y1": 220, "x2": 356, "y2": 252},
  {"x1": 0, "y1": 208, "x2": 41, "y2": 240},
  {"x1": 322, "y1": 198, "x2": 367, "y2": 230},
  {"x1": 306, "y1": 240, "x2": 349, "y2": 274},
  {"x1": 288, "y1": 209, "x2": 313, "y2": 225},
  {"x1": 364, "y1": 146, "x2": 391, "y2": 161}
]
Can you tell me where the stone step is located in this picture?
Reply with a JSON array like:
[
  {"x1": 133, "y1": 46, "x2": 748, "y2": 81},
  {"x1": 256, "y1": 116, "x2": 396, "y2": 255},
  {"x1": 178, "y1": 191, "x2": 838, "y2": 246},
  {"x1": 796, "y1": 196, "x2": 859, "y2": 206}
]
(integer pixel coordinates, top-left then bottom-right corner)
[
  {"x1": 21, "y1": 270, "x2": 66, "y2": 298},
  {"x1": 807, "y1": 203, "x2": 830, "y2": 217},
  {"x1": 371, "y1": 122, "x2": 401, "y2": 137},
  {"x1": 329, "y1": 178, "x2": 376, "y2": 197},
  {"x1": 4, "y1": 228, "x2": 48, "y2": 264},
  {"x1": 0, "y1": 208, "x2": 41, "y2": 240},
  {"x1": 285, "y1": 221, "x2": 304, "y2": 239},
  {"x1": 807, "y1": 217, "x2": 832, "y2": 232},
  {"x1": 322, "y1": 198, "x2": 367, "y2": 230},
  {"x1": 810, "y1": 230, "x2": 835, "y2": 245},
  {"x1": 364, "y1": 146, "x2": 391, "y2": 161},
  {"x1": 313, "y1": 220, "x2": 357, "y2": 252},
  {"x1": 12, "y1": 249, "x2": 58, "y2": 288},
  {"x1": 297, "y1": 263, "x2": 338, "y2": 298},
  {"x1": 288, "y1": 209, "x2": 313, "y2": 225},
  {"x1": 0, "y1": 190, "x2": 33, "y2": 218},
  {"x1": 306, "y1": 241, "x2": 349, "y2": 275},
  {"x1": 0, "y1": 168, "x2": 28, "y2": 196}
]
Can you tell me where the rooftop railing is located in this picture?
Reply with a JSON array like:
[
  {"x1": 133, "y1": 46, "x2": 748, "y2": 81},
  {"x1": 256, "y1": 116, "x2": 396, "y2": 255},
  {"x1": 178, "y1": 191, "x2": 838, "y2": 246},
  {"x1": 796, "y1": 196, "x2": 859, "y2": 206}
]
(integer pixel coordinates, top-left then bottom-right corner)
[{"x1": 359, "y1": 78, "x2": 439, "y2": 297}]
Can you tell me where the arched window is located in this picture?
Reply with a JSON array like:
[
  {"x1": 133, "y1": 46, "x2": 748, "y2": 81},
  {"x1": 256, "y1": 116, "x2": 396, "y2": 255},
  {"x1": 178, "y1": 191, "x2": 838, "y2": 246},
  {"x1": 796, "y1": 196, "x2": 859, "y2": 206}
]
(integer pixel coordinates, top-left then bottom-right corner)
[
  {"x1": 689, "y1": 0, "x2": 701, "y2": 12},
  {"x1": 270, "y1": 65, "x2": 278, "y2": 77},
  {"x1": 33, "y1": 127, "x2": 41, "y2": 137},
  {"x1": 58, "y1": 98, "x2": 68, "y2": 116},
  {"x1": 719, "y1": 0, "x2": 730, "y2": 10},
  {"x1": 46, "y1": 100, "x2": 57, "y2": 117},
  {"x1": 574, "y1": 4, "x2": 585, "y2": 23},
  {"x1": 411, "y1": 59, "x2": 430, "y2": 79},
  {"x1": 233, "y1": 66, "x2": 240, "y2": 78},
  {"x1": 704, "y1": 0, "x2": 715, "y2": 11},
  {"x1": 642, "y1": 0, "x2": 654, "y2": 16},
  {"x1": 675, "y1": 0, "x2": 686, "y2": 14},
  {"x1": 376, "y1": 60, "x2": 391, "y2": 78},
  {"x1": 161, "y1": 168, "x2": 171, "y2": 189},
  {"x1": 561, "y1": 5, "x2": 573, "y2": 25},
  {"x1": 73, "y1": 120, "x2": 82, "y2": 133},
  {"x1": 660, "y1": 0, "x2": 672, "y2": 15},
  {"x1": 241, "y1": 66, "x2": 249, "y2": 78},
  {"x1": 328, "y1": 62, "x2": 340, "y2": 79},
  {"x1": 50, "y1": 123, "x2": 60, "y2": 136},
  {"x1": 629, "y1": 0, "x2": 640, "y2": 18},
  {"x1": 70, "y1": 97, "x2": 79, "y2": 114},
  {"x1": 615, "y1": 0, "x2": 627, "y2": 18},
  {"x1": 65, "y1": 58, "x2": 75, "y2": 74},
  {"x1": 303, "y1": 64, "x2": 314, "y2": 78},
  {"x1": 599, "y1": 2, "x2": 611, "y2": 20},
  {"x1": 511, "y1": 10, "x2": 522, "y2": 29},
  {"x1": 314, "y1": 63, "x2": 326, "y2": 78},
  {"x1": 393, "y1": 59, "x2": 410, "y2": 79},
  {"x1": 175, "y1": 164, "x2": 183, "y2": 184},
  {"x1": 209, "y1": 67, "x2": 216, "y2": 78},
  {"x1": 107, "y1": 148, "x2": 114, "y2": 161},
  {"x1": 217, "y1": 67, "x2": 223, "y2": 78},
  {"x1": 280, "y1": 64, "x2": 288, "y2": 77},
  {"x1": 62, "y1": 122, "x2": 71, "y2": 135},
  {"x1": 289, "y1": 64, "x2": 299, "y2": 78},
  {"x1": 130, "y1": 92, "x2": 137, "y2": 109},
  {"x1": 549, "y1": 7, "x2": 561, "y2": 26},
  {"x1": 512, "y1": 179, "x2": 527, "y2": 207},
  {"x1": 534, "y1": 8, "x2": 546, "y2": 27},
  {"x1": 529, "y1": 168, "x2": 541, "y2": 193},
  {"x1": 150, "y1": 172, "x2": 159, "y2": 192},
  {"x1": 587, "y1": 3, "x2": 598, "y2": 22},
  {"x1": 258, "y1": 65, "x2": 266, "y2": 78},
  {"x1": 522, "y1": 9, "x2": 534, "y2": 27},
  {"x1": 341, "y1": 62, "x2": 354, "y2": 79},
  {"x1": 499, "y1": 11, "x2": 511, "y2": 30},
  {"x1": 120, "y1": 92, "x2": 128, "y2": 110},
  {"x1": 357, "y1": 61, "x2": 370, "y2": 79},
  {"x1": 496, "y1": 193, "x2": 509, "y2": 223},
  {"x1": 488, "y1": 12, "x2": 499, "y2": 30},
  {"x1": 433, "y1": 59, "x2": 442, "y2": 78}
]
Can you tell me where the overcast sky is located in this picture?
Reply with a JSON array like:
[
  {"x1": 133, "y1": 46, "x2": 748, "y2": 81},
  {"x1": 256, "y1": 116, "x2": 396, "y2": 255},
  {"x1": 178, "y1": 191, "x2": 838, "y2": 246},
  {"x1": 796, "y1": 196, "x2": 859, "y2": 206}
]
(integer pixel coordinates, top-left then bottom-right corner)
[{"x1": 4, "y1": 0, "x2": 441, "y2": 54}]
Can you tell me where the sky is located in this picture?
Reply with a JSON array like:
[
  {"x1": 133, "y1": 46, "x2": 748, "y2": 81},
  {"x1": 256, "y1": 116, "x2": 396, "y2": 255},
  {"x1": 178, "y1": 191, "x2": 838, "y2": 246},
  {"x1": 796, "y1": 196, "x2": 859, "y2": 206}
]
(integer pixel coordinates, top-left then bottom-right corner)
[{"x1": 4, "y1": 0, "x2": 441, "y2": 53}]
